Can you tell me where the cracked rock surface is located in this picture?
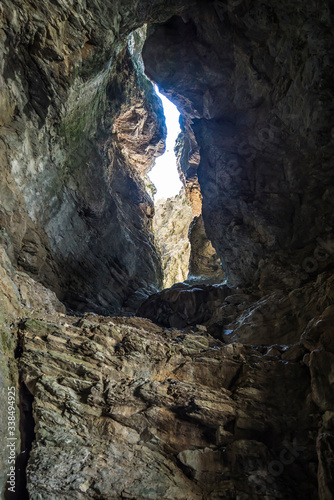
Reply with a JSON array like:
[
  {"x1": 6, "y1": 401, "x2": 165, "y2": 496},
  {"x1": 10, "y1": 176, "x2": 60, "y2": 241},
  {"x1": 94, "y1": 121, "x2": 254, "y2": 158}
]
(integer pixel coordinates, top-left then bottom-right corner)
[
  {"x1": 143, "y1": 0, "x2": 334, "y2": 290},
  {"x1": 0, "y1": 0, "x2": 333, "y2": 498},
  {"x1": 152, "y1": 190, "x2": 193, "y2": 289},
  {"x1": 17, "y1": 312, "x2": 322, "y2": 499}
]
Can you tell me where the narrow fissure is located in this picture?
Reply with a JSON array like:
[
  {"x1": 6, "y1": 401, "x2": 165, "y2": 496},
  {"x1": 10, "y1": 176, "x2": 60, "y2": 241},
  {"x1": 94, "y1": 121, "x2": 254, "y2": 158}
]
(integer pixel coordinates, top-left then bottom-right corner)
[
  {"x1": 15, "y1": 381, "x2": 35, "y2": 500},
  {"x1": 148, "y1": 85, "x2": 182, "y2": 201},
  {"x1": 147, "y1": 84, "x2": 224, "y2": 291},
  {"x1": 128, "y1": 25, "x2": 223, "y2": 296},
  {"x1": 147, "y1": 86, "x2": 194, "y2": 289},
  {"x1": 4, "y1": 331, "x2": 36, "y2": 500}
]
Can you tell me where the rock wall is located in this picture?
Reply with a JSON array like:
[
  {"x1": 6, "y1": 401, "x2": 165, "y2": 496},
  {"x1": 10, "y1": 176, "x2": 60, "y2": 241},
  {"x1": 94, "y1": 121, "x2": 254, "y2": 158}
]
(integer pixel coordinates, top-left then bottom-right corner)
[
  {"x1": 188, "y1": 215, "x2": 225, "y2": 282},
  {"x1": 152, "y1": 190, "x2": 193, "y2": 289},
  {"x1": 153, "y1": 200, "x2": 224, "y2": 289},
  {"x1": 4, "y1": 281, "x2": 332, "y2": 500},
  {"x1": 143, "y1": 0, "x2": 334, "y2": 291},
  {"x1": 174, "y1": 123, "x2": 202, "y2": 217},
  {"x1": 136, "y1": 271, "x2": 334, "y2": 497},
  {"x1": 1, "y1": 249, "x2": 333, "y2": 498},
  {"x1": 0, "y1": 0, "x2": 195, "y2": 314},
  {"x1": 0, "y1": 247, "x2": 65, "y2": 494},
  {"x1": 0, "y1": 0, "x2": 333, "y2": 499}
]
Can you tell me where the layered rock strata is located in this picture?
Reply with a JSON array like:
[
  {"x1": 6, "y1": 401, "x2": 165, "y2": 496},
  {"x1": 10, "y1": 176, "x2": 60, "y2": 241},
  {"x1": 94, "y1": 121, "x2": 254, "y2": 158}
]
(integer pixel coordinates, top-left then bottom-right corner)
[
  {"x1": 5, "y1": 291, "x2": 331, "y2": 500},
  {"x1": 137, "y1": 272, "x2": 334, "y2": 498},
  {"x1": 0, "y1": 0, "x2": 333, "y2": 499},
  {"x1": 0, "y1": 220, "x2": 333, "y2": 499},
  {"x1": 0, "y1": 248, "x2": 65, "y2": 495}
]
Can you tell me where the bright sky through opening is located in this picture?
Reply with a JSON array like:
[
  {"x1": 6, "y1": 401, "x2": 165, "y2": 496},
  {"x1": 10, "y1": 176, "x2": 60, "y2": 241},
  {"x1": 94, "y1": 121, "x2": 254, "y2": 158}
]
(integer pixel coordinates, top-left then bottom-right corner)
[{"x1": 148, "y1": 85, "x2": 182, "y2": 200}]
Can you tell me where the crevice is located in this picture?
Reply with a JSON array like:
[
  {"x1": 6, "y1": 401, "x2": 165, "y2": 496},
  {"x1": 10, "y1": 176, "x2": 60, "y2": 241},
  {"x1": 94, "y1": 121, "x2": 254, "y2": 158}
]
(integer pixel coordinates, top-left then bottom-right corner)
[
  {"x1": 16, "y1": 381, "x2": 36, "y2": 500},
  {"x1": 14, "y1": 321, "x2": 26, "y2": 360},
  {"x1": 5, "y1": 328, "x2": 36, "y2": 500}
]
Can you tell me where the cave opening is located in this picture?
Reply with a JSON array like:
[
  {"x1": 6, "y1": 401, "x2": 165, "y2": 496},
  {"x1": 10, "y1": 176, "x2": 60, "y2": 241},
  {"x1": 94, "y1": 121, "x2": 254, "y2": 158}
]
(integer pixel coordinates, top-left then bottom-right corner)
[
  {"x1": 135, "y1": 29, "x2": 224, "y2": 293},
  {"x1": 146, "y1": 83, "x2": 196, "y2": 290},
  {"x1": 148, "y1": 85, "x2": 183, "y2": 201}
]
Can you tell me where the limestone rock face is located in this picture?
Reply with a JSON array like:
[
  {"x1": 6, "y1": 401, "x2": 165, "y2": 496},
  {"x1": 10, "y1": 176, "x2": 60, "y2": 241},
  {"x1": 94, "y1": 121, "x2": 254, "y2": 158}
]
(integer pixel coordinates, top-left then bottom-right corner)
[
  {"x1": 153, "y1": 190, "x2": 193, "y2": 289},
  {"x1": 137, "y1": 282, "x2": 233, "y2": 329},
  {"x1": 15, "y1": 312, "x2": 321, "y2": 499},
  {"x1": 0, "y1": 0, "x2": 333, "y2": 499},
  {"x1": 143, "y1": 1, "x2": 334, "y2": 290},
  {"x1": 174, "y1": 124, "x2": 202, "y2": 217},
  {"x1": 137, "y1": 271, "x2": 334, "y2": 347},
  {"x1": 0, "y1": 260, "x2": 331, "y2": 499},
  {"x1": 0, "y1": 246, "x2": 65, "y2": 492},
  {"x1": 0, "y1": 0, "x2": 196, "y2": 314},
  {"x1": 188, "y1": 215, "x2": 225, "y2": 282},
  {"x1": 136, "y1": 271, "x2": 334, "y2": 498}
]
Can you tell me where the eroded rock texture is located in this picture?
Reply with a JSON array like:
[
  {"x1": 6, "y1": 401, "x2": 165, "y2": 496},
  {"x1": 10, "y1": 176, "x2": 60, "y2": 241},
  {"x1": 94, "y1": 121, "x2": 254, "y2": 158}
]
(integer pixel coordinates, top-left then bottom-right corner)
[
  {"x1": 16, "y1": 312, "x2": 322, "y2": 499},
  {"x1": 175, "y1": 123, "x2": 202, "y2": 217},
  {"x1": 0, "y1": 248, "x2": 65, "y2": 493},
  {"x1": 143, "y1": 0, "x2": 334, "y2": 290},
  {"x1": 0, "y1": 0, "x2": 333, "y2": 499},
  {"x1": 0, "y1": 0, "x2": 197, "y2": 314},
  {"x1": 188, "y1": 215, "x2": 225, "y2": 282},
  {"x1": 153, "y1": 189, "x2": 193, "y2": 289},
  {"x1": 137, "y1": 272, "x2": 334, "y2": 498},
  {"x1": 0, "y1": 262, "x2": 332, "y2": 499}
]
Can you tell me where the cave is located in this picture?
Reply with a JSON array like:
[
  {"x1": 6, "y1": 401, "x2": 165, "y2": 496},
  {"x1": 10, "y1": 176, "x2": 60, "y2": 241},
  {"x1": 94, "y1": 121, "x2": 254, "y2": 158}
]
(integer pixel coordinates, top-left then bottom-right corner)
[
  {"x1": 147, "y1": 77, "x2": 223, "y2": 291},
  {"x1": 148, "y1": 84, "x2": 182, "y2": 200},
  {"x1": 0, "y1": 0, "x2": 333, "y2": 499}
]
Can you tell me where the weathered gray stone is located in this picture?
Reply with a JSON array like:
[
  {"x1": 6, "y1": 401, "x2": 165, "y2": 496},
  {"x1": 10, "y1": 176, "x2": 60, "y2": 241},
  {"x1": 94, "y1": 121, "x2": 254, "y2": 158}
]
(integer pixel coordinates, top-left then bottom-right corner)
[
  {"x1": 152, "y1": 189, "x2": 193, "y2": 289},
  {"x1": 13, "y1": 314, "x2": 319, "y2": 499},
  {"x1": 0, "y1": 0, "x2": 333, "y2": 498},
  {"x1": 143, "y1": 1, "x2": 334, "y2": 291}
]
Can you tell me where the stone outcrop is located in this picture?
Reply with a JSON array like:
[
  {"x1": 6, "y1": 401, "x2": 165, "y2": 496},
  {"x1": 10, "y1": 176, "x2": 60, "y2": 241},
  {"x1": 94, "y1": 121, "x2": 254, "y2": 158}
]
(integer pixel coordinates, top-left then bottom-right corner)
[
  {"x1": 136, "y1": 270, "x2": 334, "y2": 498},
  {"x1": 137, "y1": 282, "x2": 233, "y2": 329},
  {"x1": 0, "y1": 247, "x2": 65, "y2": 494},
  {"x1": 4, "y1": 285, "x2": 330, "y2": 499},
  {"x1": 188, "y1": 215, "x2": 225, "y2": 282},
  {"x1": 152, "y1": 190, "x2": 193, "y2": 289},
  {"x1": 0, "y1": 260, "x2": 332, "y2": 498},
  {"x1": 137, "y1": 269, "x2": 334, "y2": 348}
]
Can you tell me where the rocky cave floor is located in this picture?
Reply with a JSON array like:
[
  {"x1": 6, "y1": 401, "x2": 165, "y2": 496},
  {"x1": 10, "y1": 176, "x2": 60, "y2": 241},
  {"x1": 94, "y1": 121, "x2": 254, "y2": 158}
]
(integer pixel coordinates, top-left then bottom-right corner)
[{"x1": 1, "y1": 250, "x2": 333, "y2": 499}]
